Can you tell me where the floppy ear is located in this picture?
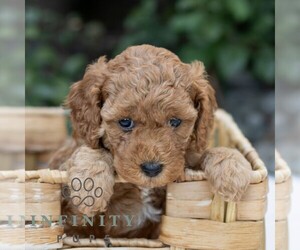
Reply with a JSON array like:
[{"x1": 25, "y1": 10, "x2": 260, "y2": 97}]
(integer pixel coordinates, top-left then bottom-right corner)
[
  {"x1": 190, "y1": 61, "x2": 217, "y2": 153},
  {"x1": 65, "y1": 57, "x2": 107, "y2": 149}
]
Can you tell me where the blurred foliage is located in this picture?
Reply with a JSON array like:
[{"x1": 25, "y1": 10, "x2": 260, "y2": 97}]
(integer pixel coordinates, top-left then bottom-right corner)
[
  {"x1": 26, "y1": 6, "x2": 104, "y2": 106},
  {"x1": 0, "y1": 0, "x2": 25, "y2": 106},
  {"x1": 116, "y1": 0, "x2": 274, "y2": 85},
  {"x1": 26, "y1": 0, "x2": 274, "y2": 106},
  {"x1": 276, "y1": 0, "x2": 300, "y2": 85}
]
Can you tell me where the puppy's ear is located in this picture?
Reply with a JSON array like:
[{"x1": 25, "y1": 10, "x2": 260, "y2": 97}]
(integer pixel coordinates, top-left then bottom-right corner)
[
  {"x1": 190, "y1": 61, "x2": 217, "y2": 152},
  {"x1": 65, "y1": 57, "x2": 107, "y2": 149}
]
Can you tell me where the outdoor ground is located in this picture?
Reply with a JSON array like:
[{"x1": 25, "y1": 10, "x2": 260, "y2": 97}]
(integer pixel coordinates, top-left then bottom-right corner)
[{"x1": 276, "y1": 85, "x2": 300, "y2": 174}]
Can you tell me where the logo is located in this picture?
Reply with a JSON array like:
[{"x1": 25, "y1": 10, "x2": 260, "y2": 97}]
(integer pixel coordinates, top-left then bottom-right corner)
[
  {"x1": 57, "y1": 234, "x2": 113, "y2": 246},
  {"x1": 62, "y1": 177, "x2": 103, "y2": 207}
]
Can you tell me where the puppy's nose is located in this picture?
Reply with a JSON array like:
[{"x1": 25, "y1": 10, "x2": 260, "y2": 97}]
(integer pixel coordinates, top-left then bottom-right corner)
[{"x1": 140, "y1": 162, "x2": 163, "y2": 177}]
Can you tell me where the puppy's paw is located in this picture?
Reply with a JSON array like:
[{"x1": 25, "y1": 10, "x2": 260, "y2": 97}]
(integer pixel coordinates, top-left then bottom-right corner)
[
  {"x1": 64, "y1": 145, "x2": 115, "y2": 216},
  {"x1": 202, "y1": 147, "x2": 252, "y2": 202}
]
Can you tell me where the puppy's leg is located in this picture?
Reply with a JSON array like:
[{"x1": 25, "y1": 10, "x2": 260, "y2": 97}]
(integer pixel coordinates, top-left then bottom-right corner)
[
  {"x1": 64, "y1": 145, "x2": 115, "y2": 216},
  {"x1": 187, "y1": 147, "x2": 252, "y2": 201},
  {"x1": 201, "y1": 147, "x2": 252, "y2": 201}
]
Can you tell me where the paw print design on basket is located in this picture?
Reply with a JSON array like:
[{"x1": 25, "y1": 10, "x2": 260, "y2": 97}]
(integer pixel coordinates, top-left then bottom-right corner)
[{"x1": 62, "y1": 177, "x2": 103, "y2": 207}]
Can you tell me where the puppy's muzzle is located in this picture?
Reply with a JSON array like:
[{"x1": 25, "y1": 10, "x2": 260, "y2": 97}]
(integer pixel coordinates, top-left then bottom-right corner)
[{"x1": 140, "y1": 162, "x2": 163, "y2": 177}]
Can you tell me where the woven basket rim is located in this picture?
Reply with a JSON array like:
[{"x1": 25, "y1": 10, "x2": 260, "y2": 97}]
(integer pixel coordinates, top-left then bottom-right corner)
[
  {"x1": 62, "y1": 237, "x2": 165, "y2": 248},
  {"x1": 25, "y1": 107, "x2": 66, "y2": 115},
  {"x1": 213, "y1": 109, "x2": 267, "y2": 183},
  {"x1": 275, "y1": 150, "x2": 291, "y2": 183},
  {"x1": 0, "y1": 107, "x2": 25, "y2": 114},
  {"x1": 0, "y1": 107, "x2": 67, "y2": 115},
  {"x1": 0, "y1": 167, "x2": 266, "y2": 184}
]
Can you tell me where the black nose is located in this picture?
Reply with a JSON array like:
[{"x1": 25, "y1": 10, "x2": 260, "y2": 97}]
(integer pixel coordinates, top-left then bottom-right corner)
[{"x1": 140, "y1": 162, "x2": 163, "y2": 177}]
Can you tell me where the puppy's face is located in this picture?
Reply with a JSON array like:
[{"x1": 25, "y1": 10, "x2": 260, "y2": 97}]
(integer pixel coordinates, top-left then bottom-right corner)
[
  {"x1": 67, "y1": 45, "x2": 216, "y2": 188},
  {"x1": 101, "y1": 83, "x2": 197, "y2": 187}
]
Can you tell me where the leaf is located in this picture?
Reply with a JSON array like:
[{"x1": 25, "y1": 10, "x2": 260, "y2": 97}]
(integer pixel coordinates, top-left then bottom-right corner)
[
  {"x1": 26, "y1": 25, "x2": 40, "y2": 40},
  {"x1": 32, "y1": 45, "x2": 58, "y2": 66},
  {"x1": 25, "y1": 7, "x2": 42, "y2": 25},
  {"x1": 225, "y1": 0, "x2": 251, "y2": 22},
  {"x1": 169, "y1": 13, "x2": 204, "y2": 33},
  {"x1": 178, "y1": 45, "x2": 200, "y2": 63},
  {"x1": 217, "y1": 44, "x2": 249, "y2": 79},
  {"x1": 63, "y1": 54, "x2": 87, "y2": 77},
  {"x1": 176, "y1": 0, "x2": 203, "y2": 11},
  {"x1": 253, "y1": 47, "x2": 274, "y2": 84},
  {"x1": 84, "y1": 21, "x2": 105, "y2": 39}
]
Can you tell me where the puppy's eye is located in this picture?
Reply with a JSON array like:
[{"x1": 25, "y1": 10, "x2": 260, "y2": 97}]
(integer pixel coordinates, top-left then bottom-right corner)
[
  {"x1": 119, "y1": 118, "x2": 135, "y2": 131},
  {"x1": 169, "y1": 118, "x2": 182, "y2": 128}
]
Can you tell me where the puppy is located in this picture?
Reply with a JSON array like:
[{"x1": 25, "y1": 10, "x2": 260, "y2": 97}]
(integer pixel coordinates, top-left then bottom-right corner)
[{"x1": 50, "y1": 45, "x2": 252, "y2": 238}]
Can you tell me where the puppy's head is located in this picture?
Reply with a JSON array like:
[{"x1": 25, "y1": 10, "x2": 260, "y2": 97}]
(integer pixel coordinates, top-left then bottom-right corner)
[{"x1": 66, "y1": 45, "x2": 216, "y2": 188}]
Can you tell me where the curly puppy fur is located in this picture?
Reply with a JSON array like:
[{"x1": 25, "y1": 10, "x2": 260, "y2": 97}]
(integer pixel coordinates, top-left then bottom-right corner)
[
  {"x1": 62, "y1": 146, "x2": 115, "y2": 216},
  {"x1": 50, "y1": 45, "x2": 252, "y2": 238}
]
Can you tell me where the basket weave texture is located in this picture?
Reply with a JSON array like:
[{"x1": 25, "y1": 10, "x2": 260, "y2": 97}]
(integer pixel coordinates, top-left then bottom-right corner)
[{"x1": 275, "y1": 151, "x2": 292, "y2": 250}]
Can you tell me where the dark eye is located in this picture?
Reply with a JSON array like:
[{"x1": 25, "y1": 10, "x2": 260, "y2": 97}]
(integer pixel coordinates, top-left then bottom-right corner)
[
  {"x1": 118, "y1": 118, "x2": 135, "y2": 131},
  {"x1": 169, "y1": 118, "x2": 182, "y2": 128}
]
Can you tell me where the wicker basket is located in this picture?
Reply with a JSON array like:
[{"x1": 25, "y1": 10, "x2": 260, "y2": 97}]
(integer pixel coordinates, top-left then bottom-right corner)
[
  {"x1": 0, "y1": 170, "x2": 167, "y2": 249},
  {"x1": 0, "y1": 107, "x2": 67, "y2": 152},
  {"x1": 25, "y1": 107, "x2": 68, "y2": 170},
  {"x1": 0, "y1": 108, "x2": 25, "y2": 152},
  {"x1": 0, "y1": 108, "x2": 25, "y2": 171},
  {"x1": 25, "y1": 107, "x2": 67, "y2": 152},
  {"x1": 0, "y1": 107, "x2": 67, "y2": 171},
  {"x1": 275, "y1": 151, "x2": 292, "y2": 250},
  {"x1": 0, "y1": 109, "x2": 268, "y2": 249},
  {"x1": 0, "y1": 170, "x2": 64, "y2": 247},
  {"x1": 159, "y1": 110, "x2": 268, "y2": 250}
]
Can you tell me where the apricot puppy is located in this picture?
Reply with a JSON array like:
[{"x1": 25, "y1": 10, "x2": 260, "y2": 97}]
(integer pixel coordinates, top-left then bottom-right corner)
[{"x1": 53, "y1": 44, "x2": 252, "y2": 238}]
